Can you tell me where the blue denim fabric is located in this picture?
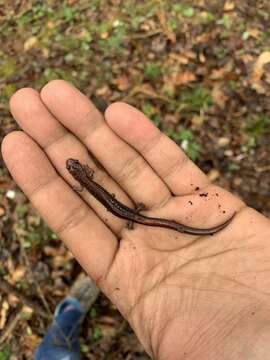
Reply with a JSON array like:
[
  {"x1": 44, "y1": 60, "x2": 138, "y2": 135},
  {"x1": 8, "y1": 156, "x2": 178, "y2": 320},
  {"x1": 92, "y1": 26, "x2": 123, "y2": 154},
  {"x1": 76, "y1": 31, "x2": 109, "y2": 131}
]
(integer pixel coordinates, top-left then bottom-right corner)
[{"x1": 34, "y1": 297, "x2": 83, "y2": 360}]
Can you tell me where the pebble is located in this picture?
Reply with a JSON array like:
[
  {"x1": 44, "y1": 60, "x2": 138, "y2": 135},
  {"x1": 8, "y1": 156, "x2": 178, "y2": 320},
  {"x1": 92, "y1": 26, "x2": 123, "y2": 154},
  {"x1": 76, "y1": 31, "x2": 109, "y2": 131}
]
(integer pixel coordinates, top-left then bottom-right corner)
[{"x1": 6, "y1": 190, "x2": 16, "y2": 199}]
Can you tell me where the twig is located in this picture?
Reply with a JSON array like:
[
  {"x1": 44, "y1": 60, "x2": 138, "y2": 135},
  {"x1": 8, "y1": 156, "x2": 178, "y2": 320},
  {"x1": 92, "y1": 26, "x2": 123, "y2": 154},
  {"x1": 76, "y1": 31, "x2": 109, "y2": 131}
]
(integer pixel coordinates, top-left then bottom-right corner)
[
  {"x1": 0, "y1": 278, "x2": 48, "y2": 318},
  {"x1": 130, "y1": 29, "x2": 162, "y2": 39},
  {"x1": 123, "y1": 84, "x2": 175, "y2": 104},
  {"x1": 257, "y1": 165, "x2": 270, "y2": 173},
  {"x1": 0, "y1": 304, "x2": 23, "y2": 345}
]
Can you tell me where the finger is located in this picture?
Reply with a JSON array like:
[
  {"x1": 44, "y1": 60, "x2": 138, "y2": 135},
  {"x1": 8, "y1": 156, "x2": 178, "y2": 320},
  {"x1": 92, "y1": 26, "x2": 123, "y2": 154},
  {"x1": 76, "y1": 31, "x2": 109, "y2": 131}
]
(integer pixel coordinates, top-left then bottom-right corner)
[
  {"x1": 1, "y1": 131, "x2": 118, "y2": 282},
  {"x1": 40, "y1": 80, "x2": 171, "y2": 208},
  {"x1": 9, "y1": 87, "x2": 130, "y2": 233},
  {"x1": 105, "y1": 102, "x2": 210, "y2": 195}
]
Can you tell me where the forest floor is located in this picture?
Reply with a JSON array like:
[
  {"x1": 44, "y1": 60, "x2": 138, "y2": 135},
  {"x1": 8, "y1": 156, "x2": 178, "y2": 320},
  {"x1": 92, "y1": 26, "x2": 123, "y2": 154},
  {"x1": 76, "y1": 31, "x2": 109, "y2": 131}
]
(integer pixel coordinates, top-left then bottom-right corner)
[{"x1": 0, "y1": 0, "x2": 270, "y2": 359}]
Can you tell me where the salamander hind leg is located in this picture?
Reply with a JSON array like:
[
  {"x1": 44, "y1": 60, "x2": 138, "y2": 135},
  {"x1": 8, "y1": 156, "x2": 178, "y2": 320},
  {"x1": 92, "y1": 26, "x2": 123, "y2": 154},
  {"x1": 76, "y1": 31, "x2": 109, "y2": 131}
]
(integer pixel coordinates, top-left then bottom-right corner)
[
  {"x1": 126, "y1": 220, "x2": 134, "y2": 230},
  {"x1": 126, "y1": 203, "x2": 146, "y2": 230}
]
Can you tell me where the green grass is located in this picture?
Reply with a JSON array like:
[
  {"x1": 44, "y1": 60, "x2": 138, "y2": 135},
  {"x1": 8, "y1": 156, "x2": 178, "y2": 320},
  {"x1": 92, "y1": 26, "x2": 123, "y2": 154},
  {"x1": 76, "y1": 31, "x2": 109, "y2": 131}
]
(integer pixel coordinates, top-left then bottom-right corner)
[
  {"x1": 92, "y1": 326, "x2": 102, "y2": 340},
  {"x1": 166, "y1": 128, "x2": 200, "y2": 161},
  {"x1": 180, "y1": 86, "x2": 213, "y2": 112},
  {"x1": 142, "y1": 102, "x2": 161, "y2": 127},
  {"x1": 245, "y1": 115, "x2": 270, "y2": 138},
  {"x1": 0, "y1": 347, "x2": 11, "y2": 360}
]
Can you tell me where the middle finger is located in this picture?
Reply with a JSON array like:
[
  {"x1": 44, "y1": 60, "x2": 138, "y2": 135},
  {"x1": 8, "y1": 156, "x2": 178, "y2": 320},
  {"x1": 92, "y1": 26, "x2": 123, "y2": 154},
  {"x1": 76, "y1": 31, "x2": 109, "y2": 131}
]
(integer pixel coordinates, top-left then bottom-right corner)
[
  {"x1": 10, "y1": 87, "x2": 130, "y2": 233},
  {"x1": 40, "y1": 80, "x2": 170, "y2": 209}
]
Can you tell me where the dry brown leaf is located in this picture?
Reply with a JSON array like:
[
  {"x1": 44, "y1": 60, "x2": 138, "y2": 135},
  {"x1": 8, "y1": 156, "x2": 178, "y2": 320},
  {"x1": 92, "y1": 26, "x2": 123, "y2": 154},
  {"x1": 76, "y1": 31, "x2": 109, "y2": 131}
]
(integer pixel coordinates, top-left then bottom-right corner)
[
  {"x1": 169, "y1": 53, "x2": 189, "y2": 65},
  {"x1": 240, "y1": 54, "x2": 254, "y2": 64},
  {"x1": 212, "y1": 85, "x2": 229, "y2": 108},
  {"x1": 98, "y1": 323, "x2": 117, "y2": 337},
  {"x1": 248, "y1": 28, "x2": 261, "y2": 39},
  {"x1": 191, "y1": 115, "x2": 204, "y2": 126},
  {"x1": 211, "y1": 64, "x2": 232, "y2": 80},
  {"x1": 21, "y1": 305, "x2": 34, "y2": 317},
  {"x1": 0, "y1": 300, "x2": 9, "y2": 330},
  {"x1": 207, "y1": 169, "x2": 220, "y2": 182},
  {"x1": 8, "y1": 294, "x2": 20, "y2": 307},
  {"x1": 7, "y1": 257, "x2": 15, "y2": 275},
  {"x1": 217, "y1": 137, "x2": 230, "y2": 147},
  {"x1": 47, "y1": 21, "x2": 54, "y2": 29},
  {"x1": 24, "y1": 36, "x2": 38, "y2": 51},
  {"x1": 53, "y1": 252, "x2": 73, "y2": 268},
  {"x1": 0, "y1": 206, "x2": 5, "y2": 216},
  {"x1": 196, "y1": 32, "x2": 212, "y2": 44},
  {"x1": 43, "y1": 246, "x2": 58, "y2": 256},
  {"x1": 185, "y1": 50, "x2": 197, "y2": 60},
  {"x1": 224, "y1": 0, "x2": 235, "y2": 11},
  {"x1": 24, "y1": 333, "x2": 41, "y2": 350},
  {"x1": 100, "y1": 32, "x2": 109, "y2": 39},
  {"x1": 11, "y1": 266, "x2": 26, "y2": 284},
  {"x1": 156, "y1": 9, "x2": 176, "y2": 43},
  {"x1": 96, "y1": 85, "x2": 110, "y2": 96},
  {"x1": 233, "y1": 177, "x2": 243, "y2": 187},
  {"x1": 199, "y1": 51, "x2": 206, "y2": 63},
  {"x1": 112, "y1": 76, "x2": 131, "y2": 91},
  {"x1": 172, "y1": 70, "x2": 196, "y2": 86},
  {"x1": 252, "y1": 52, "x2": 270, "y2": 82}
]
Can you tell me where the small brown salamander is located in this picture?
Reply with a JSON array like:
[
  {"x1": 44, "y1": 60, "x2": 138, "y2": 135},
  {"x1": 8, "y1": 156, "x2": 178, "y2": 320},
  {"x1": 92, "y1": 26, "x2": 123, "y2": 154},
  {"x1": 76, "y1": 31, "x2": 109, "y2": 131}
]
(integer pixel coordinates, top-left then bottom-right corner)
[{"x1": 66, "y1": 159, "x2": 235, "y2": 235}]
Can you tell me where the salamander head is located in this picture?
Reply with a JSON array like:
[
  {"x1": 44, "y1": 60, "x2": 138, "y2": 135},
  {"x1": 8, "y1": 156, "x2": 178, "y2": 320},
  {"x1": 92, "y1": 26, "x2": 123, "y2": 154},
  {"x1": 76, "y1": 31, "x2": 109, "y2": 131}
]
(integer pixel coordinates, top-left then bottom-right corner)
[{"x1": 66, "y1": 158, "x2": 84, "y2": 179}]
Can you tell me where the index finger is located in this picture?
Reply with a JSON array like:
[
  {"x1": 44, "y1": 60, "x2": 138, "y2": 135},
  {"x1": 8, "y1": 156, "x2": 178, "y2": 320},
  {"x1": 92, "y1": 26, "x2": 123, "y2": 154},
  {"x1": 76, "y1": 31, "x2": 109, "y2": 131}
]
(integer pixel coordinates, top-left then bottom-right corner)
[
  {"x1": 105, "y1": 102, "x2": 210, "y2": 195},
  {"x1": 1, "y1": 131, "x2": 118, "y2": 283}
]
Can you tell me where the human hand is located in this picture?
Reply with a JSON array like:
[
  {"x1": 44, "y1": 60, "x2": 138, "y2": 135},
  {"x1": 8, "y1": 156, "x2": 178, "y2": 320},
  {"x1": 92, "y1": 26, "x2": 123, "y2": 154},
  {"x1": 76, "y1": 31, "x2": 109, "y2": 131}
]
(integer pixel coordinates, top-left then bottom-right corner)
[{"x1": 2, "y1": 80, "x2": 270, "y2": 359}]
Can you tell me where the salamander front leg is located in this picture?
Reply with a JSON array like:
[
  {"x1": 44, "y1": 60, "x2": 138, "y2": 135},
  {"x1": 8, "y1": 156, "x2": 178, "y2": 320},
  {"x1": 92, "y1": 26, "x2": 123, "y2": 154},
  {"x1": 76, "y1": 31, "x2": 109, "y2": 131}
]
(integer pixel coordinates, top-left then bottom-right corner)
[
  {"x1": 126, "y1": 202, "x2": 146, "y2": 230},
  {"x1": 135, "y1": 203, "x2": 146, "y2": 212},
  {"x1": 84, "y1": 165, "x2": 94, "y2": 180}
]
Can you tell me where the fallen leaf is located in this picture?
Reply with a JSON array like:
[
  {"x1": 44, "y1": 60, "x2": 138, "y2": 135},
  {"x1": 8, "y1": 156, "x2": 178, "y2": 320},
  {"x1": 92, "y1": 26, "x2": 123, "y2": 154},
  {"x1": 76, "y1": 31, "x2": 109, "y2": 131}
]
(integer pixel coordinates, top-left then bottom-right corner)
[
  {"x1": 43, "y1": 246, "x2": 58, "y2": 256},
  {"x1": 233, "y1": 177, "x2": 243, "y2": 186},
  {"x1": 47, "y1": 21, "x2": 55, "y2": 29},
  {"x1": 112, "y1": 76, "x2": 131, "y2": 91},
  {"x1": 212, "y1": 85, "x2": 229, "y2": 108},
  {"x1": 196, "y1": 32, "x2": 212, "y2": 44},
  {"x1": 224, "y1": 0, "x2": 235, "y2": 11},
  {"x1": 53, "y1": 252, "x2": 73, "y2": 268},
  {"x1": 7, "y1": 257, "x2": 15, "y2": 276},
  {"x1": 24, "y1": 333, "x2": 41, "y2": 350},
  {"x1": 199, "y1": 51, "x2": 206, "y2": 63},
  {"x1": 252, "y1": 51, "x2": 270, "y2": 82},
  {"x1": 8, "y1": 294, "x2": 20, "y2": 307},
  {"x1": 170, "y1": 70, "x2": 196, "y2": 86},
  {"x1": 207, "y1": 169, "x2": 220, "y2": 182},
  {"x1": 24, "y1": 36, "x2": 38, "y2": 51},
  {"x1": 248, "y1": 28, "x2": 261, "y2": 39},
  {"x1": 169, "y1": 53, "x2": 189, "y2": 65},
  {"x1": 156, "y1": 9, "x2": 176, "y2": 43},
  {"x1": 98, "y1": 323, "x2": 117, "y2": 337},
  {"x1": 21, "y1": 305, "x2": 34, "y2": 318},
  {"x1": 0, "y1": 300, "x2": 9, "y2": 330},
  {"x1": 191, "y1": 115, "x2": 204, "y2": 126},
  {"x1": 0, "y1": 206, "x2": 5, "y2": 217},
  {"x1": 11, "y1": 266, "x2": 26, "y2": 284},
  {"x1": 217, "y1": 137, "x2": 230, "y2": 147},
  {"x1": 96, "y1": 85, "x2": 110, "y2": 96},
  {"x1": 100, "y1": 32, "x2": 109, "y2": 39}
]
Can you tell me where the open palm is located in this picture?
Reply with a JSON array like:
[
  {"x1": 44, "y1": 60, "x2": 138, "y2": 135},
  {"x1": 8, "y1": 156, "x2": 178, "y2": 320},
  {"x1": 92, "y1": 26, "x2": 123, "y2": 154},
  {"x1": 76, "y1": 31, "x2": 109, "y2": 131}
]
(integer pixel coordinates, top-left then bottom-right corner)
[{"x1": 2, "y1": 80, "x2": 270, "y2": 360}]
